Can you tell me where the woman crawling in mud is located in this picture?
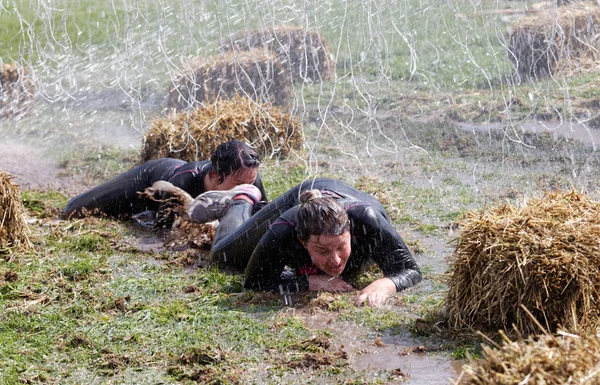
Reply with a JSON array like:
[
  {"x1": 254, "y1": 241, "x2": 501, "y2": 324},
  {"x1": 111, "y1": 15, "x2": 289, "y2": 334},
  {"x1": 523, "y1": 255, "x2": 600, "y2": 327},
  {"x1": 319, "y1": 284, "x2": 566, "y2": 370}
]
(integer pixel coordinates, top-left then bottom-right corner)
[
  {"x1": 148, "y1": 177, "x2": 422, "y2": 307},
  {"x1": 61, "y1": 140, "x2": 268, "y2": 221}
]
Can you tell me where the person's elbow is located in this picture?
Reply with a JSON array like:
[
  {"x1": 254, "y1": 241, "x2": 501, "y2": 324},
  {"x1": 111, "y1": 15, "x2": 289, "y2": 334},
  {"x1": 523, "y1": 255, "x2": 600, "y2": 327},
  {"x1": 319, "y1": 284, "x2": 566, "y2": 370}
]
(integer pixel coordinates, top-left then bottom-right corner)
[
  {"x1": 410, "y1": 268, "x2": 423, "y2": 287},
  {"x1": 391, "y1": 268, "x2": 422, "y2": 292}
]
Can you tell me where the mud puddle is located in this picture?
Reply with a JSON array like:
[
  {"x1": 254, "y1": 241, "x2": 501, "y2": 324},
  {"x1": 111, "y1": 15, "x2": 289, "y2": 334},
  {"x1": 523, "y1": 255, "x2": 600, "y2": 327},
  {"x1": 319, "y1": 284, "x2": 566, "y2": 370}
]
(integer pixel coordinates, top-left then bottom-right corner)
[{"x1": 298, "y1": 309, "x2": 463, "y2": 384}]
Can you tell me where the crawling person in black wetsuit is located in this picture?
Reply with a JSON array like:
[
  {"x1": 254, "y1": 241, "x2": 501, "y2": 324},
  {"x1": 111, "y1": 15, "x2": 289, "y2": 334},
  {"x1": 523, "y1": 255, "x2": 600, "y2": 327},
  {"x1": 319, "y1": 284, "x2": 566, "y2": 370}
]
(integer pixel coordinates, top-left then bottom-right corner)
[
  {"x1": 147, "y1": 177, "x2": 421, "y2": 306},
  {"x1": 62, "y1": 140, "x2": 268, "y2": 221}
]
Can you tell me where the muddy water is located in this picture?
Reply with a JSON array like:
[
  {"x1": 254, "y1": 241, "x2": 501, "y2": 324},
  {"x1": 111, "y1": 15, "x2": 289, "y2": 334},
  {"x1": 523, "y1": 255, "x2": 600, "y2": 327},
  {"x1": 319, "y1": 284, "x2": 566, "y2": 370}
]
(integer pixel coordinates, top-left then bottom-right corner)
[
  {"x1": 300, "y1": 309, "x2": 464, "y2": 384},
  {"x1": 354, "y1": 350, "x2": 463, "y2": 385}
]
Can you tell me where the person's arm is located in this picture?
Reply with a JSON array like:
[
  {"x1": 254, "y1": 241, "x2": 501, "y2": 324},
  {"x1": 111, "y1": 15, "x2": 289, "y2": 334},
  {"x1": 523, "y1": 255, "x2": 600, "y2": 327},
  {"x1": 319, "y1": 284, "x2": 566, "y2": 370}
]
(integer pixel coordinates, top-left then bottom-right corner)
[
  {"x1": 150, "y1": 162, "x2": 207, "y2": 228},
  {"x1": 244, "y1": 217, "x2": 308, "y2": 292},
  {"x1": 166, "y1": 161, "x2": 208, "y2": 197},
  {"x1": 253, "y1": 172, "x2": 268, "y2": 203},
  {"x1": 308, "y1": 275, "x2": 354, "y2": 292},
  {"x1": 349, "y1": 205, "x2": 422, "y2": 306}
]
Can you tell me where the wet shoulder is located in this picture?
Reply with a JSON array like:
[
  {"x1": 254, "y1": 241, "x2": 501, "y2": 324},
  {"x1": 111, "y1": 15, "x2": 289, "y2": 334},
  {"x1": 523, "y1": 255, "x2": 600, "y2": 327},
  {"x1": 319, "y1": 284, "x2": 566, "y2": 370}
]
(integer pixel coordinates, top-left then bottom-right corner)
[
  {"x1": 344, "y1": 200, "x2": 390, "y2": 234},
  {"x1": 181, "y1": 160, "x2": 211, "y2": 173}
]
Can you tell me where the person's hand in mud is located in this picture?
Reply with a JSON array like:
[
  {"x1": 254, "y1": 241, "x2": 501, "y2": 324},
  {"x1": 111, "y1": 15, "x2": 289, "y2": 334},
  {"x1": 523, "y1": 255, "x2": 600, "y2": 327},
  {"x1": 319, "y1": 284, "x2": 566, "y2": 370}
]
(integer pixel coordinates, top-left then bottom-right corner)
[
  {"x1": 140, "y1": 181, "x2": 195, "y2": 211},
  {"x1": 354, "y1": 277, "x2": 397, "y2": 307},
  {"x1": 139, "y1": 181, "x2": 197, "y2": 228},
  {"x1": 308, "y1": 274, "x2": 354, "y2": 293}
]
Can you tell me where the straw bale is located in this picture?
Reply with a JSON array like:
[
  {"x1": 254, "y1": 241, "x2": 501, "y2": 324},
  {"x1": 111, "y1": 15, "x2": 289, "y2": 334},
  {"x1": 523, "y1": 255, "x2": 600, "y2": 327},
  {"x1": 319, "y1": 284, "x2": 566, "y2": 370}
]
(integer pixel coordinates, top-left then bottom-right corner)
[
  {"x1": 142, "y1": 95, "x2": 303, "y2": 162},
  {"x1": 0, "y1": 63, "x2": 36, "y2": 119},
  {"x1": 458, "y1": 331, "x2": 600, "y2": 384},
  {"x1": 220, "y1": 25, "x2": 335, "y2": 84},
  {"x1": 507, "y1": 2, "x2": 600, "y2": 80},
  {"x1": 446, "y1": 190, "x2": 600, "y2": 336},
  {"x1": 0, "y1": 171, "x2": 32, "y2": 253},
  {"x1": 167, "y1": 49, "x2": 290, "y2": 110}
]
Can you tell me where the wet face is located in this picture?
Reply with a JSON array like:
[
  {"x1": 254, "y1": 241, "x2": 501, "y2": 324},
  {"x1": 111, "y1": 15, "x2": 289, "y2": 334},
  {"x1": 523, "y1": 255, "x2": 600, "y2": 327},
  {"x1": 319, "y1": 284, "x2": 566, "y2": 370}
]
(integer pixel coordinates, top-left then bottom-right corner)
[
  {"x1": 217, "y1": 167, "x2": 258, "y2": 190},
  {"x1": 303, "y1": 231, "x2": 351, "y2": 277}
]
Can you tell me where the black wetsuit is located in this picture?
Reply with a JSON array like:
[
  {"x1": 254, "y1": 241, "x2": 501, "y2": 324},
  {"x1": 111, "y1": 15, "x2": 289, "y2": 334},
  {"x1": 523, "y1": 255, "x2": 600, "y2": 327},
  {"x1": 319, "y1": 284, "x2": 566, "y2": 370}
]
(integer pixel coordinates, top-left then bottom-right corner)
[
  {"x1": 207, "y1": 178, "x2": 422, "y2": 292},
  {"x1": 63, "y1": 158, "x2": 267, "y2": 219}
]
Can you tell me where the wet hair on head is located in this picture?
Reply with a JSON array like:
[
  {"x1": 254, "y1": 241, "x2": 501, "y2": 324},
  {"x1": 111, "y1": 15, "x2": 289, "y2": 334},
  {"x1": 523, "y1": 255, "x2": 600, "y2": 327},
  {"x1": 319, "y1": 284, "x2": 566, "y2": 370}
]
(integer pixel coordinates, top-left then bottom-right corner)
[
  {"x1": 296, "y1": 189, "x2": 349, "y2": 243},
  {"x1": 210, "y1": 140, "x2": 261, "y2": 184}
]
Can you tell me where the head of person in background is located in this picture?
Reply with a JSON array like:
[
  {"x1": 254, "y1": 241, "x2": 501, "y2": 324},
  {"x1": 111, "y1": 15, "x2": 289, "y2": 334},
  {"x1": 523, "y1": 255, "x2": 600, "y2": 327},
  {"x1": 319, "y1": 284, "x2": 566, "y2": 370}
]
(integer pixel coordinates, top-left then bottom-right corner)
[
  {"x1": 205, "y1": 140, "x2": 262, "y2": 191},
  {"x1": 296, "y1": 190, "x2": 351, "y2": 278}
]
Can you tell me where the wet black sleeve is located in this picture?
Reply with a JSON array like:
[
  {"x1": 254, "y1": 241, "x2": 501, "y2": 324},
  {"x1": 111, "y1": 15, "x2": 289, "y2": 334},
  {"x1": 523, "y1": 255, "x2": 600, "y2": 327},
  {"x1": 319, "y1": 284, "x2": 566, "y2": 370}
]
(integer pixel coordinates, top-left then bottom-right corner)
[
  {"x1": 253, "y1": 172, "x2": 268, "y2": 203},
  {"x1": 166, "y1": 161, "x2": 267, "y2": 202},
  {"x1": 349, "y1": 205, "x2": 422, "y2": 292},
  {"x1": 166, "y1": 161, "x2": 208, "y2": 198},
  {"x1": 244, "y1": 213, "x2": 309, "y2": 292}
]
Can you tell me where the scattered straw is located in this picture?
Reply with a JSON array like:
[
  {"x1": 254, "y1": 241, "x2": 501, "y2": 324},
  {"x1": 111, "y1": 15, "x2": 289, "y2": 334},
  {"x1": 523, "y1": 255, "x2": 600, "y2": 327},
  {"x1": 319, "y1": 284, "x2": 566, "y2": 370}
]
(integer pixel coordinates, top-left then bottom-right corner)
[
  {"x1": 165, "y1": 219, "x2": 216, "y2": 251},
  {"x1": 220, "y1": 25, "x2": 335, "y2": 84},
  {"x1": 446, "y1": 190, "x2": 600, "y2": 336},
  {"x1": 142, "y1": 95, "x2": 303, "y2": 162},
  {"x1": 167, "y1": 49, "x2": 290, "y2": 110},
  {"x1": 507, "y1": 2, "x2": 600, "y2": 80},
  {"x1": 0, "y1": 171, "x2": 32, "y2": 253},
  {"x1": 458, "y1": 330, "x2": 600, "y2": 384}
]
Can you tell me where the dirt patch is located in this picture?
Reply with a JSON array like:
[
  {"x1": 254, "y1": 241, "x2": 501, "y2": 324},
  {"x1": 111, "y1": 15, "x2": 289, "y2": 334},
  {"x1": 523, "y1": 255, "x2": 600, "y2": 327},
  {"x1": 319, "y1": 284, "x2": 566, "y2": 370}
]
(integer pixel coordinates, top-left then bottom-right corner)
[{"x1": 0, "y1": 140, "x2": 85, "y2": 196}]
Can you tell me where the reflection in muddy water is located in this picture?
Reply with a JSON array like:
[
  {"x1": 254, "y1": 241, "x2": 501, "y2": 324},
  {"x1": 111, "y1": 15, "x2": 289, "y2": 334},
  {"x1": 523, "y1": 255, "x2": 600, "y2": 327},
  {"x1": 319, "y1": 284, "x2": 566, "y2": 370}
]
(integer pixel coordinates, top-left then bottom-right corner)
[
  {"x1": 353, "y1": 348, "x2": 463, "y2": 385},
  {"x1": 300, "y1": 309, "x2": 464, "y2": 385}
]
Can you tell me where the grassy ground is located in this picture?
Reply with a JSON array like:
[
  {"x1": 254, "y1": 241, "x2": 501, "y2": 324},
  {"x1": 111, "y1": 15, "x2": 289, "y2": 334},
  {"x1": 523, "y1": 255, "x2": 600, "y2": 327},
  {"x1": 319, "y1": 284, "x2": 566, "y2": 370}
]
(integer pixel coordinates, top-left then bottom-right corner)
[
  {"x1": 3, "y1": 112, "x2": 600, "y2": 383},
  {"x1": 2, "y1": 170, "x2": 456, "y2": 385}
]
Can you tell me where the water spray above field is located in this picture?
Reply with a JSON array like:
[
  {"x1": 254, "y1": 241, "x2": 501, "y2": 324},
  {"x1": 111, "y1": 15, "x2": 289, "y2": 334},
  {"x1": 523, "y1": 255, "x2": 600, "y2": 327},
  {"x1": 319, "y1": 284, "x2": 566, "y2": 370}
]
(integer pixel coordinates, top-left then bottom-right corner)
[{"x1": 1, "y1": 0, "x2": 599, "y2": 187}]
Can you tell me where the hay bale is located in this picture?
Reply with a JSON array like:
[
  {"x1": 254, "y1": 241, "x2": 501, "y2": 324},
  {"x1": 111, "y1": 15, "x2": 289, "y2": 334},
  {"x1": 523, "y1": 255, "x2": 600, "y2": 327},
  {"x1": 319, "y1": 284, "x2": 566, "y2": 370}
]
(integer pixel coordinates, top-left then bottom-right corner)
[
  {"x1": 142, "y1": 95, "x2": 303, "y2": 162},
  {"x1": 0, "y1": 171, "x2": 32, "y2": 253},
  {"x1": 446, "y1": 190, "x2": 600, "y2": 336},
  {"x1": 220, "y1": 25, "x2": 335, "y2": 84},
  {"x1": 0, "y1": 63, "x2": 36, "y2": 119},
  {"x1": 167, "y1": 49, "x2": 290, "y2": 110},
  {"x1": 507, "y1": 2, "x2": 600, "y2": 80},
  {"x1": 458, "y1": 331, "x2": 600, "y2": 384}
]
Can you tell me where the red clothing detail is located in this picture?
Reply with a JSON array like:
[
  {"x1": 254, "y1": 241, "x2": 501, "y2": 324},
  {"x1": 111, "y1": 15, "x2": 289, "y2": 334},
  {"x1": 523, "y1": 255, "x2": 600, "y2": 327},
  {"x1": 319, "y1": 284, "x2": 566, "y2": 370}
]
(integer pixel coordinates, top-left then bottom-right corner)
[{"x1": 299, "y1": 264, "x2": 319, "y2": 275}]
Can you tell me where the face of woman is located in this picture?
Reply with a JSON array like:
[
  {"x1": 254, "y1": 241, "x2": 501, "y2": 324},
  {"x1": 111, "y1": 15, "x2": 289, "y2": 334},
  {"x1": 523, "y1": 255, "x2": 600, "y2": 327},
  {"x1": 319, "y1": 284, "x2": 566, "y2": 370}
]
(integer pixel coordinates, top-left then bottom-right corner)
[
  {"x1": 217, "y1": 167, "x2": 258, "y2": 190},
  {"x1": 303, "y1": 231, "x2": 351, "y2": 277}
]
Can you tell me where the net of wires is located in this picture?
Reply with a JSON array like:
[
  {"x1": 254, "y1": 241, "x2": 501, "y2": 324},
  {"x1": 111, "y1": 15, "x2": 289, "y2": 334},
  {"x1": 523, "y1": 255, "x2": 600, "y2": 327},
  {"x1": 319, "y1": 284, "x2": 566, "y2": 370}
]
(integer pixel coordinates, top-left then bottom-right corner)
[
  {"x1": 220, "y1": 25, "x2": 335, "y2": 84},
  {"x1": 0, "y1": 63, "x2": 36, "y2": 119},
  {"x1": 457, "y1": 330, "x2": 600, "y2": 385},
  {"x1": 446, "y1": 190, "x2": 600, "y2": 337},
  {"x1": 507, "y1": 2, "x2": 600, "y2": 81},
  {"x1": 142, "y1": 95, "x2": 303, "y2": 162},
  {"x1": 0, "y1": 170, "x2": 32, "y2": 254},
  {"x1": 167, "y1": 49, "x2": 290, "y2": 110}
]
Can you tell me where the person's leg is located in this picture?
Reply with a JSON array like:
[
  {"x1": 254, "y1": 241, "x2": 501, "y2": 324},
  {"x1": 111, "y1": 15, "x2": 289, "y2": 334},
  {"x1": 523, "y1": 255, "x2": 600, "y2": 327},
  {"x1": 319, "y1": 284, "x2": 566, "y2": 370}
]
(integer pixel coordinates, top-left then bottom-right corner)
[
  {"x1": 208, "y1": 184, "x2": 303, "y2": 269},
  {"x1": 199, "y1": 178, "x2": 371, "y2": 269},
  {"x1": 62, "y1": 158, "x2": 185, "y2": 219}
]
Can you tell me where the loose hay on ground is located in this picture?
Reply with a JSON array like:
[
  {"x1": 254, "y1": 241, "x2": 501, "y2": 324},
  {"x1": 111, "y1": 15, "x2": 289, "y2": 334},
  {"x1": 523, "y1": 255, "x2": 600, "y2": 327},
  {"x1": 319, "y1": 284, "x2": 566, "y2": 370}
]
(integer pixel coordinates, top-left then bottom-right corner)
[
  {"x1": 0, "y1": 170, "x2": 32, "y2": 253},
  {"x1": 446, "y1": 190, "x2": 600, "y2": 336},
  {"x1": 507, "y1": 2, "x2": 600, "y2": 80},
  {"x1": 142, "y1": 95, "x2": 304, "y2": 162},
  {"x1": 167, "y1": 49, "x2": 290, "y2": 110},
  {"x1": 458, "y1": 330, "x2": 600, "y2": 384},
  {"x1": 220, "y1": 25, "x2": 335, "y2": 84},
  {"x1": 165, "y1": 218, "x2": 217, "y2": 252},
  {"x1": 0, "y1": 63, "x2": 36, "y2": 119}
]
